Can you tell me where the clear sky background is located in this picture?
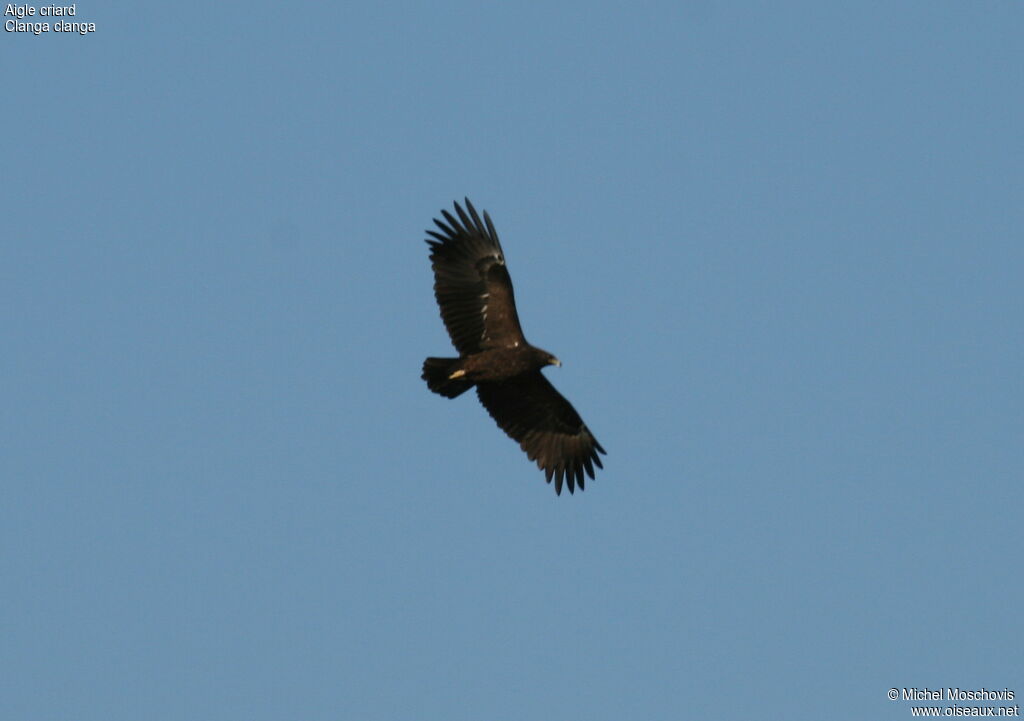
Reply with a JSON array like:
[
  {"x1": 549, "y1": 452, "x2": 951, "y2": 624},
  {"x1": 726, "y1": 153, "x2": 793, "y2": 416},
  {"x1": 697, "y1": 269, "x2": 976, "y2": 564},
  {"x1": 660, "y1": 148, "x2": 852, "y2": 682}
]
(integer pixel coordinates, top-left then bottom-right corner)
[{"x1": 3, "y1": 2, "x2": 1022, "y2": 719}]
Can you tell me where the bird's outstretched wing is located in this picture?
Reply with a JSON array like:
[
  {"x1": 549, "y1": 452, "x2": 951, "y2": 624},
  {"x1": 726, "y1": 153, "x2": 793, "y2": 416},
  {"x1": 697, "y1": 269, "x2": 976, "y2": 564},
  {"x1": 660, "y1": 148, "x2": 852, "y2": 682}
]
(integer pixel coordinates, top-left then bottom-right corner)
[
  {"x1": 476, "y1": 372, "x2": 606, "y2": 495},
  {"x1": 426, "y1": 199, "x2": 526, "y2": 354}
]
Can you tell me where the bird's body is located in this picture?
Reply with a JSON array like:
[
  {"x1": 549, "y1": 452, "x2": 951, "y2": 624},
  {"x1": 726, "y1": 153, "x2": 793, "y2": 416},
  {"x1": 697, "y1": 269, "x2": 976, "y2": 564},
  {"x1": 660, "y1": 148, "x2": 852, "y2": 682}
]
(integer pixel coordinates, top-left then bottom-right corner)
[
  {"x1": 452, "y1": 347, "x2": 553, "y2": 381},
  {"x1": 421, "y1": 199, "x2": 605, "y2": 495}
]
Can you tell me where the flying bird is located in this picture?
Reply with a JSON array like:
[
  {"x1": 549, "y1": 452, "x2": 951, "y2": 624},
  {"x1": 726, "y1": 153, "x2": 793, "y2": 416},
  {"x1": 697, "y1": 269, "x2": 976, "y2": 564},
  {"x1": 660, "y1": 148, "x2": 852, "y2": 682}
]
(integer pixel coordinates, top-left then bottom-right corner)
[{"x1": 421, "y1": 199, "x2": 605, "y2": 495}]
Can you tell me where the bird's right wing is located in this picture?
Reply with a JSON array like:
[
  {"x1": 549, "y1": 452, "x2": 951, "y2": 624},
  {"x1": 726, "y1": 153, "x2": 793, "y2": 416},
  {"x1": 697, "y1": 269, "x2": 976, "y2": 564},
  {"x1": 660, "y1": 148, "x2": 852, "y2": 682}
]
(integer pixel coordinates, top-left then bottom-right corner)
[{"x1": 426, "y1": 199, "x2": 527, "y2": 354}]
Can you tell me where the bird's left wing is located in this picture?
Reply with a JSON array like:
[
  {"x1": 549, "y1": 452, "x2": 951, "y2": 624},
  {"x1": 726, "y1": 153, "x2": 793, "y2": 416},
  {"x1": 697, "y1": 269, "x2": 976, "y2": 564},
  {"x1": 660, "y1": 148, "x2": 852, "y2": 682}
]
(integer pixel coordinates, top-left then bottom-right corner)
[{"x1": 476, "y1": 372, "x2": 606, "y2": 495}]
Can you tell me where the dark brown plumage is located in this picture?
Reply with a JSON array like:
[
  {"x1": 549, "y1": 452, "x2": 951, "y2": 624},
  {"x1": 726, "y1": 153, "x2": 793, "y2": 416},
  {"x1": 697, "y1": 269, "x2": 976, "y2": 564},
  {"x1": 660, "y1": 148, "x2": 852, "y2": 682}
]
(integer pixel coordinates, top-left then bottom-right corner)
[{"x1": 421, "y1": 199, "x2": 605, "y2": 495}]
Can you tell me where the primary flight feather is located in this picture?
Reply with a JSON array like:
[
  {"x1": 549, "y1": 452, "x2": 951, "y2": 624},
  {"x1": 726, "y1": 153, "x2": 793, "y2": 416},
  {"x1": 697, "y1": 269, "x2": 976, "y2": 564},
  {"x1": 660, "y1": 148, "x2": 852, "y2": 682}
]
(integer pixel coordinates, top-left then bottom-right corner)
[{"x1": 421, "y1": 199, "x2": 605, "y2": 495}]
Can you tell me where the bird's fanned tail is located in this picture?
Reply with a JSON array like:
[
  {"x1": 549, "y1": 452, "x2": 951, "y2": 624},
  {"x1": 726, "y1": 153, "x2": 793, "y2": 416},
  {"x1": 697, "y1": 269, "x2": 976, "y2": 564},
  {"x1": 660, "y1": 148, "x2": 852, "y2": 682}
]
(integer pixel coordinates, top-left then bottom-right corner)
[{"x1": 422, "y1": 357, "x2": 473, "y2": 398}]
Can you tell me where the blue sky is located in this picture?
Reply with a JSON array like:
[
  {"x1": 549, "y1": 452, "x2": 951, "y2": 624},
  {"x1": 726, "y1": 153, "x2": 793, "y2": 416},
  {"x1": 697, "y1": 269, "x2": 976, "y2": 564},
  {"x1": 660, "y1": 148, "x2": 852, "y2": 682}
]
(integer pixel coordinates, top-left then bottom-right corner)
[{"x1": 3, "y1": 1, "x2": 1022, "y2": 719}]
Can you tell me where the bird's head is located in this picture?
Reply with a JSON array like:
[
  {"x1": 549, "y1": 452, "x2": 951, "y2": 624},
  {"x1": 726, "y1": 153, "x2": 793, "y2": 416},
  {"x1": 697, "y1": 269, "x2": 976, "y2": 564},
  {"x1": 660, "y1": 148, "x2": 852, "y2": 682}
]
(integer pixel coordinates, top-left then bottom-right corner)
[{"x1": 532, "y1": 346, "x2": 561, "y2": 368}]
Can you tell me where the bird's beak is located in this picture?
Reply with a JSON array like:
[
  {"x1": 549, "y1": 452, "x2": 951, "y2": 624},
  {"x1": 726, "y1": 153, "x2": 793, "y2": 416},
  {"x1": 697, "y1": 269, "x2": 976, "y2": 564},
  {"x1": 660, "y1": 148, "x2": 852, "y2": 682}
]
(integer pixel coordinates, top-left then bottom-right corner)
[{"x1": 550, "y1": 358, "x2": 562, "y2": 367}]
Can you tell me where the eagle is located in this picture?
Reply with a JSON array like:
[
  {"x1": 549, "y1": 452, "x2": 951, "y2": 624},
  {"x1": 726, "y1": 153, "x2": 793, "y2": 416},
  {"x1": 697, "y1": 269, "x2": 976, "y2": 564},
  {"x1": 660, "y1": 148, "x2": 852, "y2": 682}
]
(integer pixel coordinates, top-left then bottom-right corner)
[{"x1": 421, "y1": 199, "x2": 606, "y2": 495}]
